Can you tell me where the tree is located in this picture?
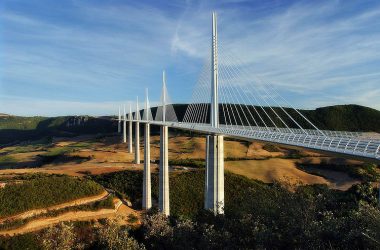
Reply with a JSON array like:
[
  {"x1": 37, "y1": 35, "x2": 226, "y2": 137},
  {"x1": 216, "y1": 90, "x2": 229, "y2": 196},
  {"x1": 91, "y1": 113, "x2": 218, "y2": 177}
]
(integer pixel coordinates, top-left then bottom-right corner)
[
  {"x1": 40, "y1": 222, "x2": 82, "y2": 250},
  {"x1": 97, "y1": 218, "x2": 145, "y2": 250}
]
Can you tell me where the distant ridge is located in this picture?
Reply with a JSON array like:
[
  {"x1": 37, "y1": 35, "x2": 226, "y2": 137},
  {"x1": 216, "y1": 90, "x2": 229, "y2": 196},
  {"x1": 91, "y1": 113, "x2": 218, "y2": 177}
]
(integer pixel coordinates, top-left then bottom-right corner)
[{"x1": 0, "y1": 104, "x2": 379, "y2": 146}]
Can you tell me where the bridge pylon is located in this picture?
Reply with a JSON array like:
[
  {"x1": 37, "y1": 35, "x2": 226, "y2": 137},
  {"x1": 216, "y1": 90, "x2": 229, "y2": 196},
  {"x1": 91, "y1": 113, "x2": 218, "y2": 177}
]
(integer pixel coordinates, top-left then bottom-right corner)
[
  {"x1": 123, "y1": 105, "x2": 127, "y2": 143},
  {"x1": 128, "y1": 103, "x2": 133, "y2": 153},
  {"x1": 118, "y1": 106, "x2": 121, "y2": 133},
  {"x1": 205, "y1": 12, "x2": 225, "y2": 215},
  {"x1": 143, "y1": 89, "x2": 152, "y2": 209},
  {"x1": 135, "y1": 97, "x2": 140, "y2": 164},
  {"x1": 159, "y1": 70, "x2": 170, "y2": 216}
]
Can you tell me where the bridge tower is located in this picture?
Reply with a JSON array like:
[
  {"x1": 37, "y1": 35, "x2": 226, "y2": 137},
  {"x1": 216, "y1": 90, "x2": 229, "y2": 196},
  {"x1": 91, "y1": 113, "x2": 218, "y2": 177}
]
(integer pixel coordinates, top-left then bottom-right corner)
[
  {"x1": 128, "y1": 103, "x2": 133, "y2": 153},
  {"x1": 159, "y1": 70, "x2": 170, "y2": 216},
  {"x1": 118, "y1": 106, "x2": 121, "y2": 133},
  {"x1": 205, "y1": 12, "x2": 224, "y2": 214},
  {"x1": 135, "y1": 97, "x2": 141, "y2": 164},
  {"x1": 123, "y1": 105, "x2": 127, "y2": 143},
  {"x1": 143, "y1": 89, "x2": 152, "y2": 209}
]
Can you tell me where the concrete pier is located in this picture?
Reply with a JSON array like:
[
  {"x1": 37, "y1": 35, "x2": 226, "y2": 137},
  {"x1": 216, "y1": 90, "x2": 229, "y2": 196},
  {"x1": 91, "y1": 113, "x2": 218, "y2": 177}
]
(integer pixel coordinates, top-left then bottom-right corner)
[
  {"x1": 159, "y1": 125, "x2": 170, "y2": 215},
  {"x1": 128, "y1": 121, "x2": 133, "y2": 153},
  {"x1": 205, "y1": 135, "x2": 224, "y2": 214},
  {"x1": 135, "y1": 121, "x2": 140, "y2": 164},
  {"x1": 123, "y1": 106, "x2": 127, "y2": 143},
  {"x1": 143, "y1": 123, "x2": 152, "y2": 209},
  {"x1": 118, "y1": 106, "x2": 121, "y2": 133},
  {"x1": 123, "y1": 120, "x2": 127, "y2": 143}
]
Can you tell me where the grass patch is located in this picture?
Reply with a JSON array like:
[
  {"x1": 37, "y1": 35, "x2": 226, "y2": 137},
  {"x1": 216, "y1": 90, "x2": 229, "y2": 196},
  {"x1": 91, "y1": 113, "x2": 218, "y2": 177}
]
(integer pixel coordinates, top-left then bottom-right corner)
[
  {"x1": 37, "y1": 146, "x2": 91, "y2": 165},
  {"x1": 70, "y1": 142, "x2": 94, "y2": 148},
  {"x1": 0, "y1": 155, "x2": 18, "y2": 167},
  {"x1": 262, "y1": 143, "x2": 281, "y2": 152},
  {"x1": 169, "y1": 158, "x2": 205, "y2": 168},
  {"x1": 298, "y1": 163, "x2": 380, "y2": 182},
  {"x1": 127, "y1": 214, "x2": 139, "y2": 223}
]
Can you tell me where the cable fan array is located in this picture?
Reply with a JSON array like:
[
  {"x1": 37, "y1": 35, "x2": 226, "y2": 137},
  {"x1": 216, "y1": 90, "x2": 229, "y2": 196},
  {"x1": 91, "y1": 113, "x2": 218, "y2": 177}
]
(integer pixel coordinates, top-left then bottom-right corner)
[
  {"x1": 154, "y1": 72, "x2": 178, "y2": 123},
  {"x1": 183, "y1": 39, "x2": 325, "y2": 137},
  {"x1": 143, "y1": 89, "x2": 153, "y2": 121}
]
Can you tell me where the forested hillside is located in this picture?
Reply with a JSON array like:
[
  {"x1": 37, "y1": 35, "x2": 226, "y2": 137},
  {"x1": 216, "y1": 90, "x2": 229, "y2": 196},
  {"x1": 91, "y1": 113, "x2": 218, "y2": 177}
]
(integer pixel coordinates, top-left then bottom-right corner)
[
  {"x1": 0, "y1": 116, "x2": 115, "y2": 145},
  {"x1": 302, "y1": 105, "x2": 380, "y2": 132},
  {"x1": 169, "y1": 104, "x2": 380, "y2": 132},
  {"x1": 1, "y1": 104, "x2": 379, "y2": 145}
]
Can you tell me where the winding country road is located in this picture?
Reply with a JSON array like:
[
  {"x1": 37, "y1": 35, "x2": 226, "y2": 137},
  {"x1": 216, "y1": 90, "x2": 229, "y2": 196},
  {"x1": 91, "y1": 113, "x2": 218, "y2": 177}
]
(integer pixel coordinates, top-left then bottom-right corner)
[
  {"x1": 0, "y1": 190, "x2": 109, "y2": 224},
  {"x1": 0, "y1": 199, "x2": 125, "y2": 236}
]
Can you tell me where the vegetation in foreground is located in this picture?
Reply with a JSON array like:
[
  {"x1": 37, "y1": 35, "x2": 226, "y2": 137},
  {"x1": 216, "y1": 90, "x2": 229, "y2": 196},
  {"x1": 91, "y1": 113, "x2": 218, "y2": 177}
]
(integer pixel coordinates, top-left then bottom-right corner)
[
  {"x1": 89, "y1": 170, "x2": 380, "y2": 249},
  {"x1": 0, "y1": 174, "x2": 103, "y2": 218},
  {"x1": 0, "y1": 170, "x2": 380, "y2": 249}
]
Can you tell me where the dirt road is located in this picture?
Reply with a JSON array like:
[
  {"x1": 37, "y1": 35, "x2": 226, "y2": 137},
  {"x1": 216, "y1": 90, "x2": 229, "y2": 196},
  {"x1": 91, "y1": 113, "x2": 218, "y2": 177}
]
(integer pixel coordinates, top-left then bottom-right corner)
[
  {"x1": 0, "y1": 191, "x2": 109, "y2": 223},
  {"x1": 0, "y1": 198, "x2": 140, "y2": 236}
]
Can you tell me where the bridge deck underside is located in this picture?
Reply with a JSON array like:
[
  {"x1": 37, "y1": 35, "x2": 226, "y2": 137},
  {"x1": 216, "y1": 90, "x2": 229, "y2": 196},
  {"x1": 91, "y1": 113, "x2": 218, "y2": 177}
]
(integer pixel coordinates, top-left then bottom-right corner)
[{"x1": 135, "y1": 120, "x2": 380, "y2": 160}]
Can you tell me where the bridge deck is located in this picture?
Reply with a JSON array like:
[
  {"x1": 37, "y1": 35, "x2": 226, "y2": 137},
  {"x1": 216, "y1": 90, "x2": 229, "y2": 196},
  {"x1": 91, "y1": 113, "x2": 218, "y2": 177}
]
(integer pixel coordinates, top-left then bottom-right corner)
[{"x1": 132, "y1": 120, "x2": 380, "y2": 161}]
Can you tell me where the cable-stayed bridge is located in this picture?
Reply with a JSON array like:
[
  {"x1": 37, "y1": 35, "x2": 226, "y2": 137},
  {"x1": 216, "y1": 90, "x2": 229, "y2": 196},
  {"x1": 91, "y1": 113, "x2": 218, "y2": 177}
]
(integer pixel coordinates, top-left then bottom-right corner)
[{"x1": 117, "y1": 12, "x2": 380, "y2": 216}]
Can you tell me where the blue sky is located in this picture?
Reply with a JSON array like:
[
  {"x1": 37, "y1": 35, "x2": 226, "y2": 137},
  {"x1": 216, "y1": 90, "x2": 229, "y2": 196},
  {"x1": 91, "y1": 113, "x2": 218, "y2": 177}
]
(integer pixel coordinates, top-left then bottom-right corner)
[{"x1": 0, "y1": 0, "x2": 379, "y2": 116}]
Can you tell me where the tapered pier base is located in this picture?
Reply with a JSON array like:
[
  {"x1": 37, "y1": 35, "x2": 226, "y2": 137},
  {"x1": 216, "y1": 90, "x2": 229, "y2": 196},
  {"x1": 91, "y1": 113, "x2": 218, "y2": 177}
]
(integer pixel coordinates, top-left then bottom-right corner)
[
  {"x1": 135, "y1": 122, "x2": 140, "y2": 164},
  {"x1": 205, "y1": 135, "x2": 224, "y2": 214},
  {"x1": 128, "y1": 121, "x2": 133, "y2": 153},
  {"x1": 159, "y1": 126, "x2": 170, "y2": 215},
  {"x1": 143, "y1": 123, "x2": 152, "y2": 209}
]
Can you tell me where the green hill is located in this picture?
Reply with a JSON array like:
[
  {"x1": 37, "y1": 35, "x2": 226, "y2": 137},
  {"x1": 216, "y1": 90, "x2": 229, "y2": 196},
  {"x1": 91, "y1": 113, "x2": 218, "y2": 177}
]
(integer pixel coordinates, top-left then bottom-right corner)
[
  {"x1": 1, "y1": 104, "x2": 379, "y2": 146},
  {"x1": 168, "y1": 104, "x2": 380, "y2": 132},
  {"x1": 302, "y1": 105, "x2": 380, "y2": 132},
  {"x1": 0, "y1": 116, "x2": 116, "y2": 145}
]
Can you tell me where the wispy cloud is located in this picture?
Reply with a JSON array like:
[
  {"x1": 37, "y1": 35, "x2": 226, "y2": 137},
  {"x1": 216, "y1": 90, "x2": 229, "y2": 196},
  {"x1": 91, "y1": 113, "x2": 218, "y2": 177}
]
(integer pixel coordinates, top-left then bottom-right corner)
[{"x1": 1, "y1": 0, "x2": 379, "y2": 116}]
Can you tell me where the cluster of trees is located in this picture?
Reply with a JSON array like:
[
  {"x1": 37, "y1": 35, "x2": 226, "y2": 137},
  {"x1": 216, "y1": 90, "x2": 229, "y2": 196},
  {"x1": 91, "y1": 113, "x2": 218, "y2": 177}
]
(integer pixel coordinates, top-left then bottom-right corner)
[
  {"x1": 91, "y1": 170, "x2": 380, "y2": 249},
  {"x1": 0, "y1": 219, "x2": 144, "y2": 250},
  {"x1": 2, "y1": 169, "x2": 380, "y2": 249},
  {"x1": 0, "y1": 174, "x2": 103, "y2": 217}
]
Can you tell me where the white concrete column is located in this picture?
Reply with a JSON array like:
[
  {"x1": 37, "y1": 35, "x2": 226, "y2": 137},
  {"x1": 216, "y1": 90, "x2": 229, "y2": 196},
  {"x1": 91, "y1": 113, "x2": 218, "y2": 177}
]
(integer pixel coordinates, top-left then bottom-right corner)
[
  {"x1": 205, "y1": 135, "x2": 224, "y2": 214},
  {"x1": 118, "y1": 106, "x2": 121, "y2": 133},
  {"x1": 123, "y1": 106, "x2": 127, "y2": 143},
  {"x1": 143, "y1": 123, "x2": 152, "y2": 209},
  {"x1": 123, "y1": 120, "x2": 127, "y2": 143},
  {"x1": 205, "y1": 136, "x2": 209, "y2": 209},
  {"x1": 159, "y1": 125, "x2": 170, "y2": 215},
  {"x1": 128, "y1": 121, "x2": 133, "y2": 153},
  {"x1": 135, "y1": 121, "x2": 140, "y2": 164}
]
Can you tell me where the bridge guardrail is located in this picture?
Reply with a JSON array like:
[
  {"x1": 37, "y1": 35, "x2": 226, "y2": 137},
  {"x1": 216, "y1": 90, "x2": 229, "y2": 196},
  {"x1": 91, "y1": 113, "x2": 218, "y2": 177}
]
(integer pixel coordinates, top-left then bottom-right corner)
[{"x1": 136, "y1": 120, "x2": 380, "y2": 160}]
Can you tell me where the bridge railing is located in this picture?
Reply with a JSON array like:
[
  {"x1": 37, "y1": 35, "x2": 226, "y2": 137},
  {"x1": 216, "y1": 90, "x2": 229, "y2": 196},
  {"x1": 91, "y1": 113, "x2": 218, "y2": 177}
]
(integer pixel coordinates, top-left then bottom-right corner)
[
  {"x1": 134, "y1": 120, "x2": 380, "y2": 160},
  {"x1": 161, "y1": 121, "x2": 380, "y2": 160}
]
